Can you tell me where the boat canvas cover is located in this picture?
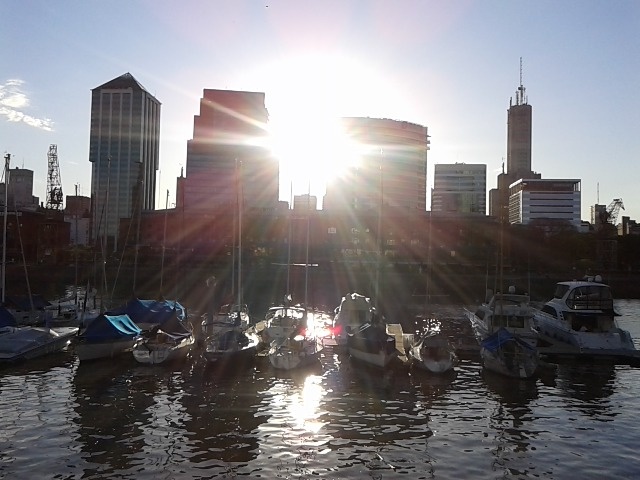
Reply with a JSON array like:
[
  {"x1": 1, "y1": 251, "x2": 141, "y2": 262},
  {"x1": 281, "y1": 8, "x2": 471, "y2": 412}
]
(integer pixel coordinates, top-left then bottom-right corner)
[
  {"x1": 0, "y1": 306, "x2": 16, "y2": 327},
  {"x1": 481, "y1": 327, "x2": 534, "y2": 353},
  {"x1": 107, "y1": 298, "x2": 186, "y2": 325},
  {"x1": 81, "y1": 314, "x2": 141, "y2": 341}
]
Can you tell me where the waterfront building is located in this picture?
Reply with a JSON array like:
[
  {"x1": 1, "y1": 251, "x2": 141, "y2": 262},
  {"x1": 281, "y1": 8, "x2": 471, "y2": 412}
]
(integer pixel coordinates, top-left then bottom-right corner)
[
  {"x1": 65, "y1": 195, "x2": 92, "y2": 246},
  {"x1": 293, "y1": 194, "x2": 318, "y2": 211},
  {"x1": 181, "y1": 89, "x2": 278, "y2": 211},
  {"x1": 323, "y1": 117, "x2": 429, "y2": 212},
  {"x1": 431, "y1": 163, "x2": 486, "y2": 215},
  {"x1": 89, "y1": 73, "x2": 161, "y2": 250},
  {"x1": 0, "y1": 167, "x2": 39, "y2": 211},
  {"x1": 508, "y1": 178, "x2": 581, "y2": 228}
]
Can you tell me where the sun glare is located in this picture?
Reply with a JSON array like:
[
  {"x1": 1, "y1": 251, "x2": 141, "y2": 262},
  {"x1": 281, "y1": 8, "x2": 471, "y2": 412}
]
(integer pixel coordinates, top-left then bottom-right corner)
[
  {"x1": 269, "y1": 116, "x2": 361, "y2": 195},
  {"x1": 249, "y1": 53, "x2": 383, "y2": 200}
]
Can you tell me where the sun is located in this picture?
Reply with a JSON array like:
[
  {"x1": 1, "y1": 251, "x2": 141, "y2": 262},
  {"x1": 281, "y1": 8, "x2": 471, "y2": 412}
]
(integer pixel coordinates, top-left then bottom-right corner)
[
  {"x1": 269, "y1": 114, "x2": 361, "y2": 196},
  {"x1": 249, "y1": 53, "x2": 381, "y2": 202}
]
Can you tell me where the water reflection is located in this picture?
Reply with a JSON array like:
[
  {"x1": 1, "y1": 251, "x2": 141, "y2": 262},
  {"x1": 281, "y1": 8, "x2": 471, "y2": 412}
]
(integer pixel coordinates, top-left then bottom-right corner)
[
  {"x1": 177, "y1": 363, "x2": 268, "y2": 475},
  {"x1": 72, "y1": 358, "x2": 160, "y2": 476},
  {"x1": 483, "y1": 370, "x2": 539, "y2": 477}
]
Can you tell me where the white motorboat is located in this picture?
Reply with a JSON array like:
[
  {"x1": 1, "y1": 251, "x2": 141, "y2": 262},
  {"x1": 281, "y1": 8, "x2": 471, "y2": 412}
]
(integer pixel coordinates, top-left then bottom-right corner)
[
  {"x1": 332, "y1": 292, "x2": 376, "y2": 347},
  {"x1": 74, "y1": 313, "x2": 142, "y2": 362},
  {"x1": 409, "y1": 331, "x2": 458, "y2": 374},
  {"x1": 480, "y1": 328, "x2": 539, "y2": 379},
  {"x1": 533, "y1": 275, "x2": 637, "y2": 357},
  {"x1": 466, "y1": 287, "x2": 539, "y2": 378},
  {"x1": 0, "y1": 325, "x2": 78, "y2": 363},
  {"x1": 133, "y1": 315, "x2": 195, "y2": 365}
]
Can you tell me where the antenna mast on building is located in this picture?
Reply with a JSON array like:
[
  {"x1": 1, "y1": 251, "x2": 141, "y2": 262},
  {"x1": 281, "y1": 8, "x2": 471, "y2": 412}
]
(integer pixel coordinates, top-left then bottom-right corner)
[
  {"x1": 516, "y1": 57, "x2": 528, "y2": 105},
  {"x1": 46, "y1": 144, "x2": 64, "y2": 210}
]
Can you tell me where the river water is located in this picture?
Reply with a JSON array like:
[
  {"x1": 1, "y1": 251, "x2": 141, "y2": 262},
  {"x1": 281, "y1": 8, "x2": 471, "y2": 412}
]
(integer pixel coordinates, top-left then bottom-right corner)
[{"x1": 2, "y1": 301, "x2": 640, "y2": 479}]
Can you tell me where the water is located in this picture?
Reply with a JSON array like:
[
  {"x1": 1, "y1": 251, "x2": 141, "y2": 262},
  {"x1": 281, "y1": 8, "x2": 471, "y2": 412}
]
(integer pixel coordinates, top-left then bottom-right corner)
[{"x1": 2, "y1": 302, "x2": 640, "y2": 479}]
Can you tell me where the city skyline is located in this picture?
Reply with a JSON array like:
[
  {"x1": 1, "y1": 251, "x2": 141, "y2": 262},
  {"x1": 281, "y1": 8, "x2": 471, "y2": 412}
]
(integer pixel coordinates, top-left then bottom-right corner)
[{"x1": 1, "y1": 1, "x2": 638, "y2": 221}]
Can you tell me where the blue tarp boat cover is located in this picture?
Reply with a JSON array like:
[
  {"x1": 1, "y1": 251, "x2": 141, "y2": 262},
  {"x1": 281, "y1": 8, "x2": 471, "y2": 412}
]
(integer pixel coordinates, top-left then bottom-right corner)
[
  {"x1": 106, "y1": 298, "x2": 186, "y2": 325},
  {"x1": 481, "y1": 327, "x2": 534, "y2": 353},
  {"x1": 80, "y1": 314, "x2": 141, "y2": 341},
  {"x1": 0, "y1": 306, "x2": 17, "y2": 327}
]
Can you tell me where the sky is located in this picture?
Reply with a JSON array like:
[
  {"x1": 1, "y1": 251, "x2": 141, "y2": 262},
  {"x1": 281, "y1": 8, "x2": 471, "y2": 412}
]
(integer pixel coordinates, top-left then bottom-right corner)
[{"x1": 1, "y1": 0, "x2": 639, "y2": 222}]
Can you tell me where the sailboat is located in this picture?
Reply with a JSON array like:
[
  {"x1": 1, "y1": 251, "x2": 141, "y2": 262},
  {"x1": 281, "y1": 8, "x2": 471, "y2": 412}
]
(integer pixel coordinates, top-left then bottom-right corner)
[
  {"x1": 340, "y1": 157, "x2": 399, "y2": 368},
  {"x1": 465, "y1": 213, "x2": 539, "y2": 378},
  {"x1": 266, "y1": 183, "x2": 323, "y2": 370},
  {"x1": 203, "y1": 159, "x2": 260, "y2": 367},
  {"x1": 407, "y1": 213, "x2": 458, "y2": 374},
  {"x1": 74, "y1": 180, "x2": 145, "y2": 362},
  {"x1": 0, "y1": 153, "x2": 77, "y2": 363}
]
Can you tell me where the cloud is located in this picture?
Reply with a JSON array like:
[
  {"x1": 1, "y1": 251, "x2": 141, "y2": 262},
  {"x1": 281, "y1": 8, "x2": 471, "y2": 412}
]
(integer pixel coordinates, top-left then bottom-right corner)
[{"x1": 0, "y1": 79, "x2": 54, "y2": 131}]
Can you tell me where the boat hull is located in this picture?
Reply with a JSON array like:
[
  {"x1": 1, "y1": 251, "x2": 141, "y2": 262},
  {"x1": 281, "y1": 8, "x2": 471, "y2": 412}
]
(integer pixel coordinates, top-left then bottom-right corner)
[
  {"x1": 268, "y1": 338, "x2": 322, "y2": 370},
  {"x1": 132, "y1": 335, "x2": 194, "y2": 365},
  {"x1": 347, "y1": 325, "x2": 398, "y2": 368},
  {"x1": 203, "y1": 329, "x2": 259, "y2": 367},
  {"x1": 480, "y1": 330, "x2": 539, "y2": 379},
  {"x1": 534, "y1": 312, "x2": 637, "y2": 354},
  {"x1": 75, "y1": 337, "x2": 137, "y2": 362},
  {"x1": 0, "y1": 326, "x2": 77, "y2": 362}
]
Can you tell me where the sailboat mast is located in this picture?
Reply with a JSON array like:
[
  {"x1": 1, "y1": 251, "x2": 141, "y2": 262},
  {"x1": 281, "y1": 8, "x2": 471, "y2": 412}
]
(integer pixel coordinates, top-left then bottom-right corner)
[
  {"x1": 1, "y1": 153, "x2": 10, "y2": 304},
  {"x1": 160, "y1": 189, "x2": 169, "y2": 296},
  {"x1": 236, "y1": 158, "x2": 242, "y2": 308},
  {"x1": 304, "y1": 179, "x2": 310, "y2": 308},
  {"x1": 287, "y1": 180, "x2": 292, "y2": 295},
  {"x1": 375, "y1": 149, "x2": 383, "y2": 312}
]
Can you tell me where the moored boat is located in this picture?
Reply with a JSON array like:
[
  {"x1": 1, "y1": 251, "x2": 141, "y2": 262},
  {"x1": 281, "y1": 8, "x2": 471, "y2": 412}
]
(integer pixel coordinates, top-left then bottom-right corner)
[
  {"x1": 346, "y1": 320, "x2": 399, "y2": 368},
  {"x1": 74, "y1": 313, "x2": 141, "y2": 362},
  {"x1": 132, "y1": 313, "x2": 194, "y2": 365},
  {"x1": 332, "y1": 292, "x2": 376, "y2": 347},
  {"x1": 268, "y1": 333, "x2": 323, "y2": 370},
  {"x1": 0, "y1": 325, "x2": 78, "y2": 363},
  {"x1": 466, "y1": 286, "x2": 539, "y2": 378},
  {"x1": 409, "y1": 331, "x2": 458, "y2": 374},
  {"x1": 480, "y1": 327, "x2": 539, "y2": 378},
  {"x1": 203, "y1": 327, "x2": 260, "y2": 367},
  {"x1": 533, "y1": 275, "x2": 638, "y2": 360}
]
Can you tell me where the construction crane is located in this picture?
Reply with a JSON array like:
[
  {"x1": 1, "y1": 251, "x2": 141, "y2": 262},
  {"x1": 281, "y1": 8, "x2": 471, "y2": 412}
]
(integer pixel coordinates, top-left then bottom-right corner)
[
  {"x1": 605, "y1": 198, "x2": 624, "y2": 225},
  {"x1": 46, "y1": 144, "x2": 63, "y2": 210}
]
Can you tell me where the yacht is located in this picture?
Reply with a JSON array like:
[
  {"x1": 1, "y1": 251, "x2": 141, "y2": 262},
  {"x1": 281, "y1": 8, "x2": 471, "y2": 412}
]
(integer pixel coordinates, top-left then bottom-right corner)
[{"x1": 533, "y1": 275, "x2": 637, "y2": 358}]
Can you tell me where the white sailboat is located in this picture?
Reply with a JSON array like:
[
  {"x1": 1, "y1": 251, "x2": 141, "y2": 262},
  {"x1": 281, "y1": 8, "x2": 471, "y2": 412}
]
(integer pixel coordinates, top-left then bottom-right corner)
[
  {"x1": 267, "y1": 182, "x2": 323, "y2": 370},
  {"x1": 465, "y1": 216, "x2": 539, "y2": 378},
  {"x1": 341, "y1": 157, "x2": 398, "y2": 368},
  {"x1": 204, "y1": 159, "x2": 259, "y2": 367}
]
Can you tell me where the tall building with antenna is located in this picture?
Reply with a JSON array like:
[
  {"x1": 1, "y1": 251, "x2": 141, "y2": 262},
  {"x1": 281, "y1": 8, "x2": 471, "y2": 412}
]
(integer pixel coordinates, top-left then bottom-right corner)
[{"x1": 489, "y1": 59, "x2": 540, "y2": 218}]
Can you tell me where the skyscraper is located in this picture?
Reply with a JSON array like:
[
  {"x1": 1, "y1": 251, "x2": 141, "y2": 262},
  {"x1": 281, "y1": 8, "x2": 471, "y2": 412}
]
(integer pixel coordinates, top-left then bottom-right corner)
[
  {"x1": 89, "y1": 73, "x2": 160, "y2": 249},
  {"x1": 324, "y1": 117, "x2": 429, "y2": 212},
  {"x1": 431, "y1": 163, "x2": 486, "y2": 214},
  {"x1": 489, "y1": 60, "x2": 540, "y2": 219},
  {"x1": 182, "y1": 89, "x2": 278, "y2": 211}
]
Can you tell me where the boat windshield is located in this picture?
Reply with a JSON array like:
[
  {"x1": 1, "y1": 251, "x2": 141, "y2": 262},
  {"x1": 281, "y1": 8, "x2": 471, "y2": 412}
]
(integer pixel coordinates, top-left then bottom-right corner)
[{"x1": 566, "y1": 285, "x2": 613, "y2": 310}]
